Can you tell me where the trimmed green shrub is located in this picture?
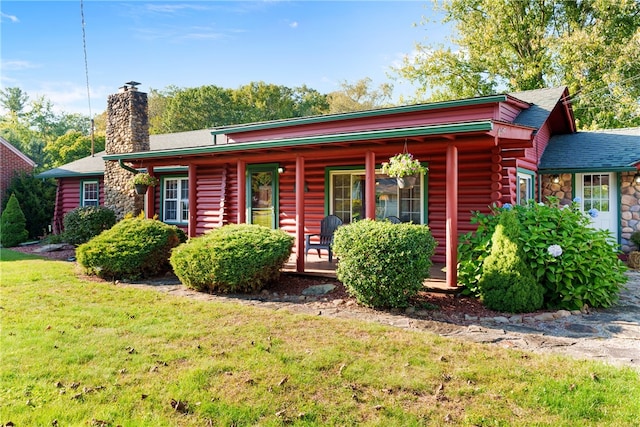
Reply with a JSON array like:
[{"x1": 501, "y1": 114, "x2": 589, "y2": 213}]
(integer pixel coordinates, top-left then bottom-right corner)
[
  {"x1": 332, "y1": 220, "x2": 437, "y2": 309},
  {"x1": 0, "y1": 194, "x2": 29, "y2": 247},
  {"x1": 477, "y1": 211, "x2": 544, "y2": 313},
  {"x1": 76, "y1": 217, "x2": 181, "y2": 280},
  {"x1": 458, "y1": 198, "x2": 627, "y2": 310},
  {"x1": 170, "y1": 224, "x2": 294, "y2": 293},
  {"x1": 63, "y1": 206, "x2": 116, "y2": 245},
  {"x1": 2, "y1": 172, "x2": 56, "y2": 239},
  {"x1": 630, "y1": 230, "x2": 640, "y2": 249}
]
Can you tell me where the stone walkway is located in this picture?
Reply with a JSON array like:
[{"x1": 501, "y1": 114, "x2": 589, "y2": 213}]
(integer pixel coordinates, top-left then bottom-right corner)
[{"x1": 119, "y1": 271, "x2": 640, "y2": 371}]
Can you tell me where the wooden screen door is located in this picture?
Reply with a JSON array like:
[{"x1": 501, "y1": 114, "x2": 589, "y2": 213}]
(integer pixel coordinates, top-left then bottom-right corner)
[{"x1": 247, "y1": 164, "x2": 279, "y2": 229}]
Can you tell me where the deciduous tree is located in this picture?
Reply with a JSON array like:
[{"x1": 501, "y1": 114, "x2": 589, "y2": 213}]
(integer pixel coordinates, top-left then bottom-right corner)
[{"x1": 394, "y1": 0, "x2": 640, "y2": 128}]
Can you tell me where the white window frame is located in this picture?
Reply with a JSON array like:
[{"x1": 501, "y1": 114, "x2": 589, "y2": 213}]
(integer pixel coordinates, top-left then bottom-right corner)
[
  {"x1": 81, "y1": 180, "x2": 99, "y2": 207},
  {"x1": 328, "y1": 169, "x2": 424, "y2": 224},
  {"x1": 162, "y1": 177, "x2": 189, "y2": 224},
  {"x1": 517, "y1": 171, "x2": 534, "y2": 206}
]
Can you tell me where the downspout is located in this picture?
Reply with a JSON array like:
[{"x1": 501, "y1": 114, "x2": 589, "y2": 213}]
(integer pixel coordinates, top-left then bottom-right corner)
[{"x1": 118, "y1": 159, "x2": 139, "y2": 175}]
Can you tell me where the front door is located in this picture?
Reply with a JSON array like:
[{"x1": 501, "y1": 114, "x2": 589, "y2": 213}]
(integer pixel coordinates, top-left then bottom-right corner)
[
  {"x1": 576, "y1": 172, "x2": 618, "y2": 240},
  {"x1": 247, "y1": 165, "x2": 279, "y2": 229}
]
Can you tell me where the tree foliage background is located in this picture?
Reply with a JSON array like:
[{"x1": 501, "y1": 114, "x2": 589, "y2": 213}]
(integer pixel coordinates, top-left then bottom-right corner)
[{"x1": 394, "y1": 0, "x2": 640, "y2": 129}]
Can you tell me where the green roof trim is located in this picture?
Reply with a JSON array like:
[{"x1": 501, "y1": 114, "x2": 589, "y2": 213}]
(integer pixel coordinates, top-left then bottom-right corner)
[
  {"x1": 104, "y1": 121, "x2": 494, "y2": 161},
  {"x1": 210, "y1": 96, "x2": 508, "y2": 135}
]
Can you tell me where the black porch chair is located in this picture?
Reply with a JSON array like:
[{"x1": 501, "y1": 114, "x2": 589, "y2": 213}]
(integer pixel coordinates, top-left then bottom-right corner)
[
  {"x1": 305, "y1": 215, "x2": 343, "y2": 262},
  {"x1": 385, "y1": 215, "x2": 402, "y2": 224}
]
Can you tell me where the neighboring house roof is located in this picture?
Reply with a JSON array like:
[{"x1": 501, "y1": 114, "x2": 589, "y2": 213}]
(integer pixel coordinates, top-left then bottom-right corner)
[
  {"x1": 1, "y1": 136, "x2": 37, "y2": 167},
  {"x1": 539, "y1": 127, "x2": 640, "y2": 172}
]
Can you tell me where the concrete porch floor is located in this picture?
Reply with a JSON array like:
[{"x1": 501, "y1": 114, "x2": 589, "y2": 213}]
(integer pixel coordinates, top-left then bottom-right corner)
[{"x1": 283, "y1": 254, "x2": 455, "y2": 292}]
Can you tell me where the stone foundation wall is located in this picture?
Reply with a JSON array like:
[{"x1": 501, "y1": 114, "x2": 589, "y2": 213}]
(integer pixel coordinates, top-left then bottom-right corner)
[{"x1": 104, "y1": 87, "x2": 149, "y2": 220}]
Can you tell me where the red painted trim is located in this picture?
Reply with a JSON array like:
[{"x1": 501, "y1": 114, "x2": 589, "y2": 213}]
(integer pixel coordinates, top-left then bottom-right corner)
[
  {"x1": 146, "y1": 167, "x2": 156, "y2": 219},
  {"x1": 446, "y1": 144, "x2": 458, "y2": 288},
  {"x1": 188, "y1": 164, "x2": 197, "y2": 237},
  {"x1": 296, "y1": 155, "x2": 305, "y2": 273},
  {"x1": 365, "y1": 151, "x2": 376, "y2": 219}
]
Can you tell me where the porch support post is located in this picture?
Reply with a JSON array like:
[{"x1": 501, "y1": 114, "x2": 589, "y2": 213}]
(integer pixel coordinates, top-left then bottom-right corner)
[
  {"x1": 188, "y1": 164, "x2": 197, "y2": 237},
  {"x1": 237, "y1": 160, "x2": 246, "y2": 224},
  {"x1": 295, "y1": 155, "x2": 305, "y2": 273},
  {"x1": 446, "y1": 144, "x2": 458, "y2": 288},
  {"x1": 146, "y1": 166, "x2": 156, "y2": 219},
  {"x1": 365, "y1": 150, "x2": 376, "y2": 219}
]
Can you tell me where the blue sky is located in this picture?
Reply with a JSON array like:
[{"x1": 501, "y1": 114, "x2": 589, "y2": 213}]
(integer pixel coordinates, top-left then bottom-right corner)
[{"x1": 1, "y1": 1, "x2": 447, "y2": 117}]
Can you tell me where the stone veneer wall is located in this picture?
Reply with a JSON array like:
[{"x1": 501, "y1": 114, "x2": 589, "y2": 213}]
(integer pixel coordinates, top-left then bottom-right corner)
[
  {"x1": 540, "y1": 173, "x2": 573, "y2": 206},
  {"x1": 620, "y1": 171, "x2": 640, "y2": 253},
  {"x1": 104, "y1": 87, "x2": 149, "y2": 219},
  {"x1": 542, "y1": 172, "x2": 640, "y2": 254}
]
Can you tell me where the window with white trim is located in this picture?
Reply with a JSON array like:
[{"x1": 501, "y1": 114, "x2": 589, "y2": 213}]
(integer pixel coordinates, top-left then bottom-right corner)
[
  {"x1": 81, "y1": 180, "x2": 99, "y2": 206},
  {"x1": 517, "y1": 172, "x2": 534, "y2": 206},
  {"x1": 329, "y1": 170, "x2": 423, "y2": 224},
  {"x1": 163, "y1": 177, "x2": 189, "y2": 223}
]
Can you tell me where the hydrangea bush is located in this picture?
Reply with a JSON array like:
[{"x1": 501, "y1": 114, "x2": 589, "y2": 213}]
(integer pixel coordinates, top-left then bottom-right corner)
[{"x1": 458, "y1": 197, "x2": 627, "y2": 310}]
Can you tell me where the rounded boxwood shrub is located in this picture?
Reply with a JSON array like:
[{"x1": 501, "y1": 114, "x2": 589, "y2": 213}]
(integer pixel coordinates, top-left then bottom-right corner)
[
  {"x1": 170, "y1": 224, "x2": 294, "y2": 293},
  {"x1": 63, "y1": 206, "x2": 116, "y2": 245},
  {"x1": 76, "y1": 216, "x2": 182, "y2": 280},
  {"x1": 0, "y1": 194, "x2": 29, "y2": 247},
  {"x1": 458, "y1": 197, "x2": 627, "y2": 310},
  {"x1": 477, "y1": 211, "x2": 544, "y2": 313},
  {"x1": 332, "y1": 219, "x2": 437, "y2": 309}
]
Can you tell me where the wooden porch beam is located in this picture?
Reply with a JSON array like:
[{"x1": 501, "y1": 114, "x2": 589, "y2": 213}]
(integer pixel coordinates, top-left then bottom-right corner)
[
  {"x1": 146, "y1": 166, "x2": 156, "y2": 219},
  {"x1": 188, "y1": 164, "x2": 197, "y2": 237},
  {"x1": 365, "y1": 151, "x2": 376, "y2": 219},
  {"x1": 296, "y1": 155, "x2": 305, "y2": 273},
  {"x1": 446, "y1": 144, "x2": 458, "y2": 288}
]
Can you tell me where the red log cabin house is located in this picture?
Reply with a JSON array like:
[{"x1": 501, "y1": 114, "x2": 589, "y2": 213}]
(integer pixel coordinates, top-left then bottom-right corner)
[{"x1": 38, "y1": 86, "x2": 640, "y2": 287}]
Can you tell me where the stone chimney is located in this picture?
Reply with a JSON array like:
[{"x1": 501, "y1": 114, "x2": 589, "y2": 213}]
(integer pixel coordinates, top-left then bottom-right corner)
[{"x1": 104, "y1": 82, "x2": 149, "y2": 219}]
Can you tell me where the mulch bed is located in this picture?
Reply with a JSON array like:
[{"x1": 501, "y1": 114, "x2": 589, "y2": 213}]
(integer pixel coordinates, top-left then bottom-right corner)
[{"x1": 8, "y1": 243, "x2": 501, "y2": 320}]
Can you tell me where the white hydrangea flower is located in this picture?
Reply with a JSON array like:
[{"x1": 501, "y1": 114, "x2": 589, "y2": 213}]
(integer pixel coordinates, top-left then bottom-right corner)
[{"x1": 547, "y1": 244, "x2": 563, "y2": 257}]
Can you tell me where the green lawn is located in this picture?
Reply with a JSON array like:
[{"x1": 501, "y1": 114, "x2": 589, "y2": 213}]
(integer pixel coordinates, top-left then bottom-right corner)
[{"x1": 1, "y1": 248, "x2": 639, "y2": 426}]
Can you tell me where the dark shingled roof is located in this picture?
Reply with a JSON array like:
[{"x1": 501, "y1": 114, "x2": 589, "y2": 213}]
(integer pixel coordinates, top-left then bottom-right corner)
[
  {"x1": 37, "y1": 129, "x2": 214, "y2": 179},
  {"x1": 509, "y1": 86, "x2": 569, "y2": 130},
  {"x1": 539, "y1": 127, "x2": 640, "y2": 171}
]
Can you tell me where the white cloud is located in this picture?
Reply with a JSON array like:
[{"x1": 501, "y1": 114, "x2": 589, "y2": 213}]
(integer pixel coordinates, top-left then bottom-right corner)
[
  {"x1": 1, "y1": 12, "x2": 19, "y2": 23},
  {"x1": 1, "y1": 60, "x2": 39, "y2": 71},
  {"x1": 289, "y1": 21, "x2": 298, "y2": 29}
]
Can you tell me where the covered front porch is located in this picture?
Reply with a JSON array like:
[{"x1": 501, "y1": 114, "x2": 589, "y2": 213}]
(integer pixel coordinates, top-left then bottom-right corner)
[{"x1": 283, "y1": 254, "x2": 451, "y2": 292}]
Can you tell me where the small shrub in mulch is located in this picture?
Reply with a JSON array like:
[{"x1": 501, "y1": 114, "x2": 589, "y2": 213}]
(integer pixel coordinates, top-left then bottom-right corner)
[{"x1": 170, "y1": 224, "x2": 294, "y2": 294}]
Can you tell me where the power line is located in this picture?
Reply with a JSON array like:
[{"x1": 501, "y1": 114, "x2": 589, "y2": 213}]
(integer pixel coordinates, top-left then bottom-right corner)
[
  {"x1": 80, "y1": 0, "x2": 95, "y2": 156},
  {"x1": 80, "y1": 0, "x2": 92, "y2": 119}
]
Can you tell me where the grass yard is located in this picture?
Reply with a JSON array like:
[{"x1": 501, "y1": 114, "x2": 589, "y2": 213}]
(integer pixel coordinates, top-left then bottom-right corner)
[{"x1": 1, "y1": 248, "x2": 639, "y2": 426}]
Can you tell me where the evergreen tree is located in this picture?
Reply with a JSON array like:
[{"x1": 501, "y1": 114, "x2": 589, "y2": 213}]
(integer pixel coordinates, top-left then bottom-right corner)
[
  {"x1": 478, "y1": 210, "x2": 544, "y2": 313},
  {"x1": 0, "y1": 194, "x2": 29, "y2": 247}
]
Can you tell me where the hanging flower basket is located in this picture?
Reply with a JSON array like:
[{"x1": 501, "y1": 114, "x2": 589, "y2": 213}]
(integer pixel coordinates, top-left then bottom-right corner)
[
  {"x1": 381, "y1": 153, "x2": 427, "y2": 189},
  {"x1": 134, "y1": 184, "x2": 149, "y2": 195},
  {"x1": 130, "y1": 173, "x2": 158, "y2": 195},
  {"x1": 396, "y1": 175, "x2": 417, "y2": 189}
]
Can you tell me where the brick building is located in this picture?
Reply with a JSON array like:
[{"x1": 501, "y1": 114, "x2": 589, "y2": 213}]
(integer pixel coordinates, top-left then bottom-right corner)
[{"x1": 1, "y1": 136, "x2": 36, "y2": 207}]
